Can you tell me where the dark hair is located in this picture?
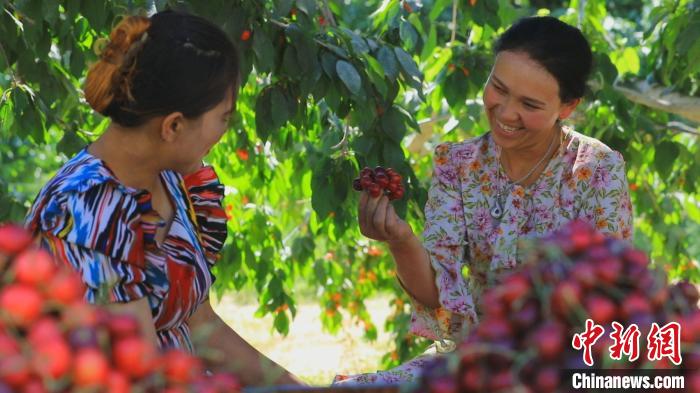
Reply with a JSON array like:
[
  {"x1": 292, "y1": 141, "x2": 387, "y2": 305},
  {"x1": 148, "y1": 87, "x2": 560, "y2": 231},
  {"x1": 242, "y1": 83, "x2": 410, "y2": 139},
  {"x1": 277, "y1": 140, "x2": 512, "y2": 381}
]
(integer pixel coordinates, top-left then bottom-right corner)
[
  {"x1": 84, "y1": 10, "x2": 240, "y2": 127},
  {"x1": 494, "y1": 16, "x2": 592, "y2": 102}
]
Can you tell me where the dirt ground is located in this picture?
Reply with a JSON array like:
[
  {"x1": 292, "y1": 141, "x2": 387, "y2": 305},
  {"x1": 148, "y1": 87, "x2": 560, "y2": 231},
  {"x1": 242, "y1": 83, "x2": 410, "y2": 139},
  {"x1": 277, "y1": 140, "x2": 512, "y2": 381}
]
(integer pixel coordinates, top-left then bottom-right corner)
[{"x1": 213, "y1": 295, "x2": 394, "y2": 385}]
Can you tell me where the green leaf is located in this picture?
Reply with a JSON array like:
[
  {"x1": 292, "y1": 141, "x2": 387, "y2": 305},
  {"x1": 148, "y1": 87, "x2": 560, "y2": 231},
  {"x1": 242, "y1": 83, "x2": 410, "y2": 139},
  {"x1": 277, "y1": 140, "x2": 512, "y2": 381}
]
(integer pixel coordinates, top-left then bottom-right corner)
[
  {"x1": 349, "y1": 32, "x2": 370, "y2": 55},
  {"x1": 253, "y1": 31, "x2": 274, "y2": 73},
  {"x1": 311, "y1": 162, "x2": 335, "y2": 219},
  {"x1": 313, "y1": 259, "x2": 327, "y2": 284},
  {"x1": 270, "y1": 87, "x2": 290, "y2": 130},
  {"x1": 380, "y1": 107, "x2": 407, "y2": 143},
  {"x1": 336, "y1": 60, "x2": 362, "y2": 95},
  {"x1": 393, "y1": 47, "x2": 422, "y2": 81},
  {"x1": 57, "y1": 130, "x2": 86, "y2": 156},
  {"x1": 296, "y1": 0, "x2": 317, "y2": 15},
  {"x1": 377, "y1": 46, "x2": 399, "y2": 81},
  {"x1": 255, "y1": 88, "x2": 273, "y2": 140},
  {"x1": 382, "y1": 140, "x2": 405, "y2": 170},
  {"x1": 282, "y1": 45, "x2": 302, "y2": 76},
  {"x1": 428, "y1": 0, "x2": 451, "y2": 20},
  {"x1": 443, "y1": 70, "x2": 469, "y2": 108},
  {"x1": 81, "y1": 0, "x2": 106, "y2": 30},
  {"x1": 274, "y1": 0, "x2": 294, "y2": 18},
  {"x1": 273, "y1": 311, "x2": 290, "y2": 335},
  {"x1": 321, "y1": 52, "x2": 337, "y2": 77},
  {"x1": 654, "y1": 141, "x2": 680, "y2": 179},
  {"x1": 294, "y1": 36, "x2": 318, "y2": 74},
  {"x1": 399, "y1": 20, "x2": 418, "y2": 51}
]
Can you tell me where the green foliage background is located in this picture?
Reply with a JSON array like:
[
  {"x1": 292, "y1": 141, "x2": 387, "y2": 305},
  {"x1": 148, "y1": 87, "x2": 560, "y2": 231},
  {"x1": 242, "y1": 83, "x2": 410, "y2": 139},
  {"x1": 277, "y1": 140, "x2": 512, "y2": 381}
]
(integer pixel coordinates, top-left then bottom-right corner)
[{"x1": 1, "y1": 0, "x2": 698, "y2": 367}]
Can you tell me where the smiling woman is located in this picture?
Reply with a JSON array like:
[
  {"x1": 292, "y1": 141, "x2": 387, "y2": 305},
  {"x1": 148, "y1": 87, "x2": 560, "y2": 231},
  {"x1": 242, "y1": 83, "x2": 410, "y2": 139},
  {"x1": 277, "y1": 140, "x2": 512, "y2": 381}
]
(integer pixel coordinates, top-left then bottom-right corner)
[{"x1": 341, "y1": 16, "x2": 634, "y2": 385}]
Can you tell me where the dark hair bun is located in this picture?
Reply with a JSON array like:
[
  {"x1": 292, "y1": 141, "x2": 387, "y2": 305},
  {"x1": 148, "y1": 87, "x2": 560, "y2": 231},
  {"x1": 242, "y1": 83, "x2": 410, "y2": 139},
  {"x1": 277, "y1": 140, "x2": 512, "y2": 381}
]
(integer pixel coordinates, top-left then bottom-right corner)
[{"x1": 494, "y1": 16, "x2": 593, "y2": 102}]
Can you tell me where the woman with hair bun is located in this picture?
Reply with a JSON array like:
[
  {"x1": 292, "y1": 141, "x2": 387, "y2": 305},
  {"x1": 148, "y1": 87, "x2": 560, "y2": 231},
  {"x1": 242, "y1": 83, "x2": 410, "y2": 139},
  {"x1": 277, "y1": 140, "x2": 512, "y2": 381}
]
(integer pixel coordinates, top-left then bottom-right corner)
[{"x1": 26, "y1": 10, "x2": 301, "y2": 386}]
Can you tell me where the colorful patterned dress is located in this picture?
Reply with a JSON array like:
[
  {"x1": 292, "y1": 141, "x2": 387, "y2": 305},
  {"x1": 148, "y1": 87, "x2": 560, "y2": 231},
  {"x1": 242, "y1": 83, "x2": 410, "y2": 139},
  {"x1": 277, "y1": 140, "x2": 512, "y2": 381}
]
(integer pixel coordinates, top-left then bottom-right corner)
[
  {"x1": 25, "y1": 148, "x2": 227, "y2": 352},
  {"x1": 334, "y1": 128, "x2": 633, "y2": 384}
]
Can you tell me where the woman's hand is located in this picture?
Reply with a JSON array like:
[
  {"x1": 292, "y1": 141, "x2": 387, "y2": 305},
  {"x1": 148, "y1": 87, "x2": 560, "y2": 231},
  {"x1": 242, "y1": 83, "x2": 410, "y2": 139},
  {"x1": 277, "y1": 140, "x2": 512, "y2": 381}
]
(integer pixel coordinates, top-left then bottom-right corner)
[{"x1": 358, "y1": 192, "x2": 414, "y2": 246}]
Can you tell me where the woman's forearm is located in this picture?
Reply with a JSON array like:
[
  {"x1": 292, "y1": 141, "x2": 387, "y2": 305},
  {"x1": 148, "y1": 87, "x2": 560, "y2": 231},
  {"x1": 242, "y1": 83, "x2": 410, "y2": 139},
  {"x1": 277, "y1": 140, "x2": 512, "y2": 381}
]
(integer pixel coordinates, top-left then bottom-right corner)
[
  {"x1": 388, "y1": 234, "x2": 441, "y2": 309},
  {"x1": 190, "y1": 301, "x2": 300, "y2": 386}
]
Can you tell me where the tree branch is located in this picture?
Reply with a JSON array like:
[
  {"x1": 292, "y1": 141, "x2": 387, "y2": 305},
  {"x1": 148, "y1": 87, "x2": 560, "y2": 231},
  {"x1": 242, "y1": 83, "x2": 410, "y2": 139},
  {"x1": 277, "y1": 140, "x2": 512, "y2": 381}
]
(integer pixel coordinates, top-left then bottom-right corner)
[
  {"x1": 450, "y1": 0, "x2": 457, "y2": 45},
  {"x1": 613, "y1": 78, "x2": 700, "y2": 124},
  {"x1": 321, "y1": 0, "x2": 337, "y2": 27}
]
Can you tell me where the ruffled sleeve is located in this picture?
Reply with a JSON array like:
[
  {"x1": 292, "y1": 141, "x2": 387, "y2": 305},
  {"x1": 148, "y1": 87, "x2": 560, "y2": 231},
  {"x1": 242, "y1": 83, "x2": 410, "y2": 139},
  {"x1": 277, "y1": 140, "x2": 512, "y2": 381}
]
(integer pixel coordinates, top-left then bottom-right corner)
[
  {"x1": 25, "y1": 181, "x2": 155, "y2": 304},
  {"x1": 409, "y1": 143, "x2": 478, "y2": 344},
  {"x1": 182, "y1": 165, "x2": 227, "y2": 266},
  {"x1": 574, "y1": 147, "x2": 633, "y2": 241}
]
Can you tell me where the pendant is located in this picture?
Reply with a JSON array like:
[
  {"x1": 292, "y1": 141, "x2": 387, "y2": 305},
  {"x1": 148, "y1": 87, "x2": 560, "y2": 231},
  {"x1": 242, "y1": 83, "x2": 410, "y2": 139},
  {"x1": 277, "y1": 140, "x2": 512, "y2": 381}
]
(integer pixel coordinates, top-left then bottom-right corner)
[{"x1": 490, "y1": 204, "x2": 503, "y2": 219}]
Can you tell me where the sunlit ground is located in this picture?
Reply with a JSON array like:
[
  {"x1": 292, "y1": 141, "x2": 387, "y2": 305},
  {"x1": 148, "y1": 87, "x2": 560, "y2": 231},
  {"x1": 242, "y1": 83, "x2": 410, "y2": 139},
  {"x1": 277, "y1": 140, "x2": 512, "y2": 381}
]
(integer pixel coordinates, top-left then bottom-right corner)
[{"x1": 213, "y1": 295, "x2": 394, "y2": 385}]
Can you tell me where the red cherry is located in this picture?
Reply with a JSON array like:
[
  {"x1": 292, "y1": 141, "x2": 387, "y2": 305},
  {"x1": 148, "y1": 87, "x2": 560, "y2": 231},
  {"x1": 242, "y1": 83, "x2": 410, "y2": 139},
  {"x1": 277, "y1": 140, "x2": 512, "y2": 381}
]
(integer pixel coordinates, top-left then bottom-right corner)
[
  {"x1": 510, "y1": 300, "x2": 539, "y2": 330},
  {"x1": 460, "y1": 366, "x2": 485, "y2": 391},
  {"x1": 571, "y1": 262, "x2": 596, "y2": 289},
  {"x1": 488, "y1": 370, "x2": 514, "y2": 391},
  {"x1": 532, "y1": 322, "x2": 565, "y2": 360},
  {"x1": 622, "y1": 248, "x2": 649, "y2": 268},
  {"x1": 62, "y1": 303, "x2": 99, "y2": 329},
  {"x1": 368, "y1": 183, "x2": 382, "y2": 198},
  {"x1": 46, "y1": 269, "x2": 85, "y2": 305},
  {"x1": 584, "y1": 294, "x2": 618, "y2": 325},
  {"x1": 106, "y1": 371, "x2": 131, "y2": 393},
  {"x1": 0, "y1": 332, "x2": 20, "y2": 357},
  {"x1": 28, "y1": 317, "x2": 63, "y2": 345},
  {"x1": 0, "y1": 354, "x2": 32, "y2": 388},
  {"x1": 32, "y1": 339, "x2": 72, "y2": 379},
  {"x1": 551, "y1": 280, "x2": 582, "y2": 318},
  {"x1": 211, "y1": 372, "x2": 242, "y2": 391},
  {"x1": 475, "y1": 317, "x2": 511, "y2": 341},
  {"x1": 481, "y1": 290, "x2": 506, "y2": 318},
  {"x1": 107, "y1": 314, "x2": 141, "y2": 340},
  {"x1": 113, "y1": 336, "x2": 158, "y2": 379},
  {"x1": 534, "y1": 367, "x2": 559, "y2": 393},
  {"x1": 360, "y1": 177, "x2": 373, "y2": 190},
  {"x1": 0, "y1": 224, "x2": 34, "y2": 255},
  {"x1": 235, "y1": 148, "x2": 249, "y2": 161},
  {"x1": 675, "y1": 281, "x2": 700, "y2": 306},
  {"x1": 621, "y1": 293, "x2": 652, "y2": 320},
  {"x1": 164, "y1": 349, "x2": 204, "y2": 384},
  {"x1": 240, "y1": 30, "x2": 251, "y2": 41},
  {"x1": 12, "y1": 248, "x2": 56, "y2": 286},
  {"x1": 22, "y1": 380, "x2": 47, "y2": 393},
  {"x1": 390, "y1": 188, "x2": 404, "y2": 200},
  {"x1": 74, "y1": 348, "x2": 110, "y2": 386},
  {"x1": 352, "y1": 178, "x2": 363, "y2": 191},
  {"x1": 594, "y1": 257, "x2": 622, "y2": 285},
  {"x1": 499, "y1": 273, "x2": 530, "y2": 306},
  {"x1": 0, "y1": 284, "x2": 43, "y2": 326},
  {"x1": 375, "y1": 173, "x2": 389, "y2": 188}
]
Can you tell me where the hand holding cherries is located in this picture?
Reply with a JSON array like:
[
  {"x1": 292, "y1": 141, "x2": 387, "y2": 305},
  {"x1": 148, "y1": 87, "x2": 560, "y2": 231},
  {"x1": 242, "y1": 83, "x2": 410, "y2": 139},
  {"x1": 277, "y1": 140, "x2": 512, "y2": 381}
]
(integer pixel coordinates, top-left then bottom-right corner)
[{"x1": 353, "y1": 166, "x2": 404, "y2": 200}]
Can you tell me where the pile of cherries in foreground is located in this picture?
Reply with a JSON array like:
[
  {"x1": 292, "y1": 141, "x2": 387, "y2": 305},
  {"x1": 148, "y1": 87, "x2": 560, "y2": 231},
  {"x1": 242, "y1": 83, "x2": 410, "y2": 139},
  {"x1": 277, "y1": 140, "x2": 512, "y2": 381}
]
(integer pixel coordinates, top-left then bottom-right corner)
[{"x1": 0, "y1": 224, "x2": 241, "y2": 393}]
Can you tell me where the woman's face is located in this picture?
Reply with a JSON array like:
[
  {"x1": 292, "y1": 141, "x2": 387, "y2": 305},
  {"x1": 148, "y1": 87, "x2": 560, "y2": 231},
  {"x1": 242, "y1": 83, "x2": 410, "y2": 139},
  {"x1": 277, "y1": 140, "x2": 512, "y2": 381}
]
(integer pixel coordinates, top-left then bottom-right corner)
[
  {"x1": 483, "y1": 50, "x2": 578, "y2": 152},
  {"x1": 173, "y1": 92, "x2": 235, "y2": 168}
]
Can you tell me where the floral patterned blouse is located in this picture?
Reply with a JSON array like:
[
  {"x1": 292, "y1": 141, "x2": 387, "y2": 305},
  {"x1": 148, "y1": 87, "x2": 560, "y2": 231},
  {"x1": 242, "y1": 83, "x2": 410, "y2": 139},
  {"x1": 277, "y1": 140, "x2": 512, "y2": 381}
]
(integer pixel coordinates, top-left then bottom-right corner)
[{"x1": 334, "y1": 127, "x2": 633, "y2": 385}]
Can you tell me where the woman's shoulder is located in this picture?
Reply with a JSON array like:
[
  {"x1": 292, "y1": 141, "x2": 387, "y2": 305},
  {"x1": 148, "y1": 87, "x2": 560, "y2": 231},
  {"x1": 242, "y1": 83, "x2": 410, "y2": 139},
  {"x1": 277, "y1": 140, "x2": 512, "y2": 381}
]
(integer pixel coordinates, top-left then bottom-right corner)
[
  {"x1": 434, "y1": 134, "x2": 490, "y2": 164},
  {"x1": 565, "y1": 128, "x2": 625, "y2": 166},
  {"x1": 25, "y1": 148, "x2": 161, "y2": 262},
  {"x1": 26, "y1": 148, "x2": 141, "y2": 235}
]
